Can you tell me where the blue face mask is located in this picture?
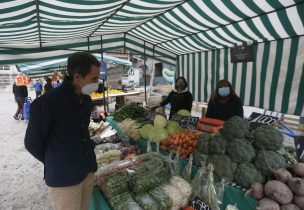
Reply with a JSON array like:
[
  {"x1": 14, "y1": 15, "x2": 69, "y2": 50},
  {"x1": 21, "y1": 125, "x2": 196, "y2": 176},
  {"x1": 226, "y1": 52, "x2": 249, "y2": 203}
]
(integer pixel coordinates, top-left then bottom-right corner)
[{"x1": 218, "y1": 87, "x2": 230, "y2": 97}]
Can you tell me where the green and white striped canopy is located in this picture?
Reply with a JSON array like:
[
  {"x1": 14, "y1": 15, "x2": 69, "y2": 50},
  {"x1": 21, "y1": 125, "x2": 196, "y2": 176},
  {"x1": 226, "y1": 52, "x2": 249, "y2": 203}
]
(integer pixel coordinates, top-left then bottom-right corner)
[{"x1": 0, "y1": 0, "x2": 303, "y2": 115}]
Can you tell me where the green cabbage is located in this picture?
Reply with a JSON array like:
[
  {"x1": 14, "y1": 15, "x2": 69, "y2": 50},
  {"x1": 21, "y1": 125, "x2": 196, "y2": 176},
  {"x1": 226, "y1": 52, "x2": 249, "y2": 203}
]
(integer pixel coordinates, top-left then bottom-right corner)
[
  {"x1": 154, "y1": 115, "x2": 167, "y2": 128},
  {"x1": 139, "y1": 124, "x2": 154, "y2": 139},
  {"x1": 167, "y1": 126, "x2": 181, "y2": 135},
  {"x1": 177, "y1": 109, "x2": 191, "y2": 117},
  {"x1": 166, "y1": 120, "x2": 180, "y2": 128},
  {"x1": 148, "y1": 127, "x2": 169, "y2": 143}
]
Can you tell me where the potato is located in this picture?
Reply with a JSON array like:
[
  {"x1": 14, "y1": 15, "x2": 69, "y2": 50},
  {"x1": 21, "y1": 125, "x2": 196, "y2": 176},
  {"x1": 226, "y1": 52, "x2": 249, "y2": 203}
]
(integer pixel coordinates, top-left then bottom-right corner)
[
  {"x1": 293, "y1": 195, "x2": 304, "y2": 209},
  {"x1": 287, "y1": 177, "x2": 304, "y2": 196},
  {"x1": 274, "y1": 168, "x2": 292, "y2": 183},
  {"x1": 280, "y1": 203, "x2": 300, "y2": 210},
  {"x1": 292, "y1": 162, "x2": 304, "y2": 177},
  {"x1": 246, "y1": 182, "x2": 264, "y2": 200},
  {"x1": 264, "y1": 180, "x2": 293, "y2": 204},
  {"x1": 256, "y1": 198, "x2": 280, "y2": 210}
]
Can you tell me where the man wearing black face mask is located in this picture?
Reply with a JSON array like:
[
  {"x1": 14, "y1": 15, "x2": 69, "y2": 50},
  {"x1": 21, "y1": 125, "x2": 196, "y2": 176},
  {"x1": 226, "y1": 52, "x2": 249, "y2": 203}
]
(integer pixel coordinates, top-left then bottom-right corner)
[
  {"x1": 160, "y1": 76, "x2": 193, "y2": 119},
  {"x1": 24, "y1": 52, "x2": 100, "y2": 210}
]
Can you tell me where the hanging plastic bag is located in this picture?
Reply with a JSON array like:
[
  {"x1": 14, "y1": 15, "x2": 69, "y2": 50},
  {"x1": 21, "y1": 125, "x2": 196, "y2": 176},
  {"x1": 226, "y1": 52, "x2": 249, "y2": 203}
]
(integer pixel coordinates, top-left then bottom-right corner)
[
  {"x1": 191, "y1": 160, "x2": 208, "y2": 201},
  {"x1": 201, "y1": 163, "x2": 220, "y2": 210},
  {"x1": 182, "y1": 153, "x2": 193, "y2": 182}
]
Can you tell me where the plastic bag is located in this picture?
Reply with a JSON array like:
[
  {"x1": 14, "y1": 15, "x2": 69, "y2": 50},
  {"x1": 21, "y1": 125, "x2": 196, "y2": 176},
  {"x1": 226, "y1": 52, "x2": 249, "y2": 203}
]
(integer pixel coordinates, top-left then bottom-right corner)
[
  {"x1": 147, "y1": 141, "x2": 152, "y2": 153},
  {"x1": 108, "y1": 191, "x2": 133, "y2": 209},
  {"x1": 201, "y1": 164, "x2": 219, "y2": 210},
  {"x1": 191, "y1": 160, "x2": 208, "y2": 200},
  {"x1": 162, "y1": 184, "x2": 183, "y2": 210},
  {"x1": 149, "y1": 186, "x2": 173, "y2": 210},
  {"x1": 170, "y1": 176, "x2": 192, "y2": 207},
  {"x1": 182, "y1": 153, "x2": 193, "y2": 182},
  {"x1": 134, "y1": 193, "x2": 159, "y2": 210},
  {"x1": 166, "y1": 152, "x2": 179, "y2": 177},
  {"x1": 116, "y1": 200, "x2": 143, "y2": 210}
]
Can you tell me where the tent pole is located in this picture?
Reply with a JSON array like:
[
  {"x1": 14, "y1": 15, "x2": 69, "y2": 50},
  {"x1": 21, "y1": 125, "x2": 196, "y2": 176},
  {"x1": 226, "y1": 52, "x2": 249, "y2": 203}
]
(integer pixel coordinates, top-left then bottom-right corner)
[
  {"x1": 100, "y1": 36, "x2": 107, "y2": 113},
  {"x1": 144, "y1": 41, "x2": 147, "y2": 104}
]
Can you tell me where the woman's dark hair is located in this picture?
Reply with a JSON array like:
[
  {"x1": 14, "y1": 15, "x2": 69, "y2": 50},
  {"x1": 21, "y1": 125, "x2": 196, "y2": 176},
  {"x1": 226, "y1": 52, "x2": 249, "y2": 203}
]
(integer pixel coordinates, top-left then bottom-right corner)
[
  {"x1": 67, "y1": 52, "x2": 100, "y2": 79},
  {"x1": 211, "y1": 79, "x2": 236, "y2": 102},
  {"x1": 175, "y1": 76, "x2": 188, "y2": 89}
]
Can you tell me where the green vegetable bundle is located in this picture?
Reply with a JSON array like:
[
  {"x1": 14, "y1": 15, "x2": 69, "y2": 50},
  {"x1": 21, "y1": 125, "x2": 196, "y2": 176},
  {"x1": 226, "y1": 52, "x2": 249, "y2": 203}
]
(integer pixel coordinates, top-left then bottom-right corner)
[
  {"x1": 103, "y1": 171, "x2": 130, "y2": 198},
  {"x1": 134, "y1": 193, "x2": 159, "y2": 210},
  {"x1": 113, "y1": 103, "x2": 146, "y2": 122},
  {"x1": 149, "y1": 186, "x2": 173, "y2": 210}
]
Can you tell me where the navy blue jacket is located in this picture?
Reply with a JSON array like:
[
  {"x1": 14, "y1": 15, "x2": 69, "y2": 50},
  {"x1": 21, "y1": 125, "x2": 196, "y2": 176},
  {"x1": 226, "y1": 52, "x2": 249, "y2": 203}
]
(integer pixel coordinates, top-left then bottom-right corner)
[{"x1": 24, "y1": 79, "x2": 97, "y2": 187}]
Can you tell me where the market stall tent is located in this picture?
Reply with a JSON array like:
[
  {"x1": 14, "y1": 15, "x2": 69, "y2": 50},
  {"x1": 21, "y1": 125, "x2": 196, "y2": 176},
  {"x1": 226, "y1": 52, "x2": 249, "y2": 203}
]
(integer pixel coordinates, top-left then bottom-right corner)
[
  {"x1": 16, "y1": 54, "x2": 133, "y2": 78},
  {"x1": 0, "y1": 0, "x2": 303, "y2": 115}
]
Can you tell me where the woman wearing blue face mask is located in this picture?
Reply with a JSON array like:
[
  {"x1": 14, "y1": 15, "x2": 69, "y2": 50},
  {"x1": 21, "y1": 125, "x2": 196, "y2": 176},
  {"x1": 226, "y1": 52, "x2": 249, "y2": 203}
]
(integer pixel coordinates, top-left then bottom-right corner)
[
  {"x1": 205, "y1": 79, "x2": 243, "y2": 121},
  {"x1": 160, "y1": 76, "x2": 193, "y2": 119}
]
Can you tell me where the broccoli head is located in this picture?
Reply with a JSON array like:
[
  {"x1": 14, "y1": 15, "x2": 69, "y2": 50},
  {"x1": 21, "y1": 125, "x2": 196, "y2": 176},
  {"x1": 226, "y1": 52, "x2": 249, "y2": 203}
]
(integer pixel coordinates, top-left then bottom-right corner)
[
  {"x1": 254, "y1": 150, "x2": 286, "y2": 177},
  {"x1": 222, "y1": 116, "x2": 249, "y2": 140},
  {"x1": 226, "y1": 138, "x2": 256, "y2": 163},
  {"x1": 193, "y1": 150, "x2": 208, "y2": 167},
  {"x1": 234, "y1": 163, "x2": 266, "y2": 188},
  {"x1": 197, "y1": 133, "x2": 211, "y2": 154},
  {"x1": 208, "y1": 154, "x2": 237, "y2": 182},
  {"x1": 209, "y1": 134, "x2": 227, "y2": 154},
  {"x1": 253, "y1": 125, "x2": 283, "y2": 151}
]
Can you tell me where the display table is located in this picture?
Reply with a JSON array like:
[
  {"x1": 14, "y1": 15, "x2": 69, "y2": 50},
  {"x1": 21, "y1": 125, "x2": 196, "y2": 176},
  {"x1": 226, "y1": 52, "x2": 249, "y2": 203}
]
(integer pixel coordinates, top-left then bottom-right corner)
[
  {"x1": 89, "y1": 117, "x2": 257, "y2": 210},
  {"x1": 91, "y1": 91, "x2": 140, "y2": 101}
]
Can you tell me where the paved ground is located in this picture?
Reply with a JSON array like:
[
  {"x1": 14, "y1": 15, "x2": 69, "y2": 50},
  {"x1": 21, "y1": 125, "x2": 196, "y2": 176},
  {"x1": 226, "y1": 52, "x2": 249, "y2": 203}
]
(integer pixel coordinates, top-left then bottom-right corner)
[{"x1": 0, "y1": 88, "x2": 52, "y2": 210}]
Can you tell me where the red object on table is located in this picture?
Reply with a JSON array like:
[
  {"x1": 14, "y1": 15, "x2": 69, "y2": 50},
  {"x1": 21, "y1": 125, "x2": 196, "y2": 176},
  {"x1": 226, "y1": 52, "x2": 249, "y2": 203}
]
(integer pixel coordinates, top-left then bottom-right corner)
[{"x1": 197, "y1": 117, "x2": 224, "y2": 133}]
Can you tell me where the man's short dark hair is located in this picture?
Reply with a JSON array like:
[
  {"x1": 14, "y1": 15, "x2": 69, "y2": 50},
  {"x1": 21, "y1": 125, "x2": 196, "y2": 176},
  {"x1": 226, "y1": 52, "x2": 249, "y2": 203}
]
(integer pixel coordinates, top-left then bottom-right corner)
[{"x1": 67, "y1": 52, "x2": 100, "y2": 78}]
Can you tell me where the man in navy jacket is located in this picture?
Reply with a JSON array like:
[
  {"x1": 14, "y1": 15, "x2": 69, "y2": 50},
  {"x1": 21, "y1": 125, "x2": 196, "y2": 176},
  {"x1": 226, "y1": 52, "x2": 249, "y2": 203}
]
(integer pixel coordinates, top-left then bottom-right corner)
[{"x1": 25, "y1": 52, "x2": 100, "y2": 210}]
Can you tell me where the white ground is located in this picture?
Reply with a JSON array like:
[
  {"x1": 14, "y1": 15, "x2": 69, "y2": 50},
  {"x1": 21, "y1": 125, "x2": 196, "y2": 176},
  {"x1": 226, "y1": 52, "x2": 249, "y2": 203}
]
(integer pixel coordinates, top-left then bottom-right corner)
[{"x1": 0, "y1": 88, "x2": 52, "y2": 210}]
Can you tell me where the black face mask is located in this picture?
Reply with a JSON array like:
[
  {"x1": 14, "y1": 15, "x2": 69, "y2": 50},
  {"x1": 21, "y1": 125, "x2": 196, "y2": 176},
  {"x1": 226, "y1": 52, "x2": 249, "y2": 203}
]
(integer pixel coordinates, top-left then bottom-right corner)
[{"x1": 177, "y1": 83, "x2": 185, "y2": 90}]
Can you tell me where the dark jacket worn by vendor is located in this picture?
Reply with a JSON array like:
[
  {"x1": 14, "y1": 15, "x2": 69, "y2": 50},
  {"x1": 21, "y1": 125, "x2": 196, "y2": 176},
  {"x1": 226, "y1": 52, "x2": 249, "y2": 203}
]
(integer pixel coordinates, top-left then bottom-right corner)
[
  {"x1": 206, "y1": 79, "x2": 243, "y2": 121},
  {"x1": 161, "y1": 77, "x2": 193, "y2": 118},
  {"x1": 24, "y1": 78, "x2": 97, "y2": 187}
]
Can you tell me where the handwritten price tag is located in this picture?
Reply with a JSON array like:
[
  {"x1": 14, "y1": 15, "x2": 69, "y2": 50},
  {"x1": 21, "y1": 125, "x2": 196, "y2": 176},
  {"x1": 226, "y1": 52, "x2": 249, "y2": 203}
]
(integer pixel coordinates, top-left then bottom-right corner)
[{"x1": 171, "y1": 114, "x2": 199, "y2": 130}]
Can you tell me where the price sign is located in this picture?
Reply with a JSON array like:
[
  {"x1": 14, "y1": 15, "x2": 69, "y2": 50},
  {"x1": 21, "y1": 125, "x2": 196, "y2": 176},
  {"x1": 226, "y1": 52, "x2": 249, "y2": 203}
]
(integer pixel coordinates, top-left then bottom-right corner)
[
  {"x1": 294, "y1": 136, "x2": 304, "y2": 162},
  {"x1": 248, "y1": 112, "x2": 278, "y2": 130},
  {"x1": 192, "y1": 196, "x2": 211, "y2": 210},
  {"x1": 171, "y1": 113, "x2": 199, "y2": 130}
]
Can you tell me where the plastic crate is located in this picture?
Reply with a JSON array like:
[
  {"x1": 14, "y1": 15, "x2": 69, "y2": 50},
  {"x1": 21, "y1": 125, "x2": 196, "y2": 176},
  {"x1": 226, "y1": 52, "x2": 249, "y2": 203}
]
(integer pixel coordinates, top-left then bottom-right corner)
[{"x1": 197, "y1": 117, "x2": 224, "y2": 133}]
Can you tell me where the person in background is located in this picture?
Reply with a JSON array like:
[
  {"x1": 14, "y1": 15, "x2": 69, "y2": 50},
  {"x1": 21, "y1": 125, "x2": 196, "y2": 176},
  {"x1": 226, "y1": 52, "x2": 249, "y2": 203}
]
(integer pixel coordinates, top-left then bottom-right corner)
[
  {"x1": 12, "y1": 82, "x2": 28, "y2": 120},
  {"x1": 24, "y1": 52, "x2": 100, "y2": 210},
  {"x1": 33, "y1": 79, "x2": 43, "y2": 98},
  {"x1": 44, "y1": 78, "x2": 53, "y2": 93},
  {"x1": 53, "y1": 80, "x2": 61, "y2": 88},
  {"x1": 160, "y1": 76, "x2": 193, "y2": 119},
  {"x1": 206, "y1": 79, "x2": 243, "y2": 121}
]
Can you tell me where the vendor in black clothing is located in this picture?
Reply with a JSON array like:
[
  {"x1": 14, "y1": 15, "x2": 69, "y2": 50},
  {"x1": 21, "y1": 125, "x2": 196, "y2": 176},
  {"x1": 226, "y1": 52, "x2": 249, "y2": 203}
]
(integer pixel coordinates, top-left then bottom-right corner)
[
  {"x1": 160, "y1": 76, "x2": 193, "y2": 119},
  {"x1": 44, "y1": 78, "x2": 53, "y2": 93},
  {"x1": 206, "y1": 79, "x2": 243, "y2": 121}
]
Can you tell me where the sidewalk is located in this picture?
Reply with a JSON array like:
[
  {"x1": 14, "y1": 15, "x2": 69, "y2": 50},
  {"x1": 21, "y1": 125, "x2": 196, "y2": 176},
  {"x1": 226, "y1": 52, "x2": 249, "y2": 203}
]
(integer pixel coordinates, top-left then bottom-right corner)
[{"x1": 0, "y1": 88, "x2": 51, "y2": 210}]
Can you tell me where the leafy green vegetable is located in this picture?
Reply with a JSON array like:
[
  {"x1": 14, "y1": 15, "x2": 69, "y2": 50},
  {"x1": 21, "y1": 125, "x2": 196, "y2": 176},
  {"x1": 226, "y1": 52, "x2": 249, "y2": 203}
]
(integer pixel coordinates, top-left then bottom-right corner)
[
  {"x1": 222, "y1": 116, "x2": 249, "y2": 140},
  {"x1": 209, "y1": 134, "x2": 227, "y2": 154},
  {"x1": 148, "y1": 127, "x2": 169, "y2": 143},
  {"x1": 234, "y1": 163, "x2": 266, "y2": 188},
  {"x1": 113, "y1": 103, "x2": 146, "y2": 122},
  {"x1": 177, "y1": 109, "x2": 191, "y2": 116},
  {"x1": 154, "y1": 115, "x2": 167, "y2": 128},
  {"x1": 226, "y1": 138, "x2": 256, "y2": 163},
  {"x1": 139, "y1": 124, "x2": 154, "y2": 139},
  {"x1": 197, "y1": 133, "x2": 211, "y2": 154},
  {"x1": 253, "y1": 125, "x2": 284, "y2": 151},
  {"x1": 254, "y1": 150, "x2": 286, "y2": 177},
  {"x1": 134, "y1": 193, "x2": 159, "y2": 210},
  {"x1": 207, "y1": 154, "x2": 237, "y2": 182},
  {"x1": 149, "y1": 186, "x2": 173, "y2": 209}
]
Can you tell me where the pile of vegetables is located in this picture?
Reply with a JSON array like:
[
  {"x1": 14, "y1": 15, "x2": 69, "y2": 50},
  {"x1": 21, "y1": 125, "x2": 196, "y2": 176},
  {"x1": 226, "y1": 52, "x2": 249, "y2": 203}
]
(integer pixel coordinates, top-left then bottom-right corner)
[
  {"x1": 96, "y1": 149, "x2": 121, "y2": 165},
  {"x1": 193, "y1": 116, "x2": 290, "y2": 186},
  {"x1": 119, "y1": 118, "x2": 141, "y2": 140},
  {"x1": 113, "y1": 102, "x2": 146, "y2": 122},
  {"x1": 161, "y1": 130, "x2": 199, "y2": 158},
  {"x1": 247, "y1": 162, "x2": 304, "y2": 210}
]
